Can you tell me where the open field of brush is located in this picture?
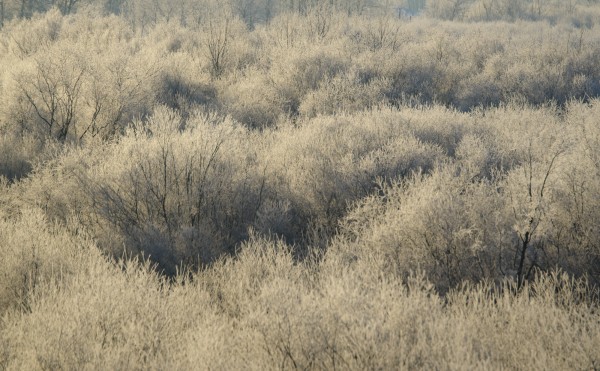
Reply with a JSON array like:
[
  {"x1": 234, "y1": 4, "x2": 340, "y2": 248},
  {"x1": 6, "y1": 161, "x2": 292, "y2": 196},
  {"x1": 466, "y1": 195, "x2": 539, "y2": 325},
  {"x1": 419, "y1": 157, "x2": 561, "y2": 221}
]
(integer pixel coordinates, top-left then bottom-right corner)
[{"x1": 1, "y1": 1, "x2": 599, "y2": 369}]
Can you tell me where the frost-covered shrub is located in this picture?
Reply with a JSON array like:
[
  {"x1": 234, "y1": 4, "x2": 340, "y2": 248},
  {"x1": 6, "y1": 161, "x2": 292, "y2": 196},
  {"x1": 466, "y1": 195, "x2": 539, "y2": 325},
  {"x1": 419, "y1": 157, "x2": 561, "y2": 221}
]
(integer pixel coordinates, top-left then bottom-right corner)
[
  {"x1": 194, "y1": 12, "x2": 250, "y2": 78},
  {"x1": 335, "y1": 166, "x2": 513, "y2": 292},
  {"x1": 0, "y1": 208, "x2": 101, "y2": 314},
  {"x1": 220, "y1": 68, "x2": 283, "y2": 128},
  {"x1": 0, "y1": 133, "x2": 43, "y2": 181},
  {"x1": 11, "y1": 106, "x2": 267, "y2": 273},
  {"x1": 344, "y1": 20, "x2": 600, "y2": 109},
  {"x1": 0, "y1": 11, "x2": 159, "y2": 150},
  {"x1": 299, "y1": 72, "x2": 388, "y2": 117},
  {"x1": 269, "y1": 43, "x2": 349, "y2": 115},
  {"x1": 77, "y1": 107, "x2": 266, "y2": 272},
  {"x1": 0, "y1": 9, "x2": 65, "y2": 58},
  {"x1": 544, "y1": 100, "x2": 600, "y2": 283},
  {"x1": 0, "y1": 253, "x2": 192, "y2": 371},
  {"x1": 1, "y1": 227, "x2": 599, "y2": 370},
  {"x1": 263, "y1": 109, "x2": 446, "y2": 240},
  {"x1": 156, "y1": 52, "x2": 218, "y2": 116},
  {"x1": 332, "y1": 101, "x2": 600, "y2": 290}
]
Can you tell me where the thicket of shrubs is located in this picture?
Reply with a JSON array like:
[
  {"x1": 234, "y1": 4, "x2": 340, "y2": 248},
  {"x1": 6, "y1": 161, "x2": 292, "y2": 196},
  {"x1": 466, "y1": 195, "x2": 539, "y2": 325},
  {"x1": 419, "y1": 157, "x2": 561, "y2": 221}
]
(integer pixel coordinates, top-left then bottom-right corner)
[
  {"x1": 426, "y1": 0, "x2": 600, "y2": 24},
  {"x1": 1, "y1": 228, "x2": 598, "y2": 369},
  {"x1": 1, "y1": 4, "x2": 600, "y2": 369}
]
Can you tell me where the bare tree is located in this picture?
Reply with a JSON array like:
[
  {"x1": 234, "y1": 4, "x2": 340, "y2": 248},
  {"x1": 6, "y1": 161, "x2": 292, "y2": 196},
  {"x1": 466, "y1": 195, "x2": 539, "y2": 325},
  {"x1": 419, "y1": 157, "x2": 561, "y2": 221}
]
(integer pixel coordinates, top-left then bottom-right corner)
[
  {"x1": 509, "y1": 141, "x2": 565, "y2": 289},
  {"x1": 18, "y1": 57, "x2": 86, "y2": 143},
  {"x1": 205, "y1": 14, "x2": 232, "y2": 78},
  {"x1": 306, "y1": 2, "x2": 332, "y2": 41}
]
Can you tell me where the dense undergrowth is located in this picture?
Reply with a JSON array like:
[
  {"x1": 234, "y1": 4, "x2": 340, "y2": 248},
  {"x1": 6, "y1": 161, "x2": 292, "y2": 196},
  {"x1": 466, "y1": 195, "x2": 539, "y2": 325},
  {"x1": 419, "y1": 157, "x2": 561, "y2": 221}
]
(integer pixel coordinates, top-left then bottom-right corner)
[{"x1": 1, "y1": 2, "x2": 600, "y2": 369}]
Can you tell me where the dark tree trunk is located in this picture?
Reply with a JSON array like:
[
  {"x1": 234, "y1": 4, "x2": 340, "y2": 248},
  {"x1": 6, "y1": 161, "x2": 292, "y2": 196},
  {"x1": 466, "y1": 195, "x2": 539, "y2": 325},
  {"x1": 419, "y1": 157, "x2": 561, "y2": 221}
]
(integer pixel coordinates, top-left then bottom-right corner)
[{"x1": 517, "y1": 231, "x2": 530, "y2": 289}]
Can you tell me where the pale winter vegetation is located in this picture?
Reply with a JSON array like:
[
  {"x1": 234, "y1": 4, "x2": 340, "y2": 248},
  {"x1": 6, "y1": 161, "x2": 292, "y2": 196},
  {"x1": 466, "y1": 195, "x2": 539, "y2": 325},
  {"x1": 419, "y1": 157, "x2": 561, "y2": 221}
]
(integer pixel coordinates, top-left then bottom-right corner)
[{"x1": 1, "y1": 1, "x2": 600, "y2": 369}]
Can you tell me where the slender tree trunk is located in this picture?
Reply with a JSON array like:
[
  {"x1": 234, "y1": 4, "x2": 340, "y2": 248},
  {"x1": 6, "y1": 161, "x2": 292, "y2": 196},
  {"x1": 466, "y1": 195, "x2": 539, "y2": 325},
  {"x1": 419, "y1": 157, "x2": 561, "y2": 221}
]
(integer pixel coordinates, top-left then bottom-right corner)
[{"x1": 517, "y1": 231, "x2": 530, "y2": 289}]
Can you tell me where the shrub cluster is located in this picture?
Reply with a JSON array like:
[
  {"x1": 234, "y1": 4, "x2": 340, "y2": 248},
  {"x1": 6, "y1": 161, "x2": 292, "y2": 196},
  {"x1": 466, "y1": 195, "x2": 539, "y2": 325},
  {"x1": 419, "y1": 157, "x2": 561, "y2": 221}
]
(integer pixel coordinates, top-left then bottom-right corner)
[
  {"x1": 5, "y1": 100, "x2": 599, "y2": 289},
  {"x1": 426, "y1": 0, "x2": 600, "y2": 24},
  {"x1": 3, "y1": 10, "x2": 600, "y2": 179},
  {"x1": 1, "y1": 6, "x2": 600, "y2": 369},
  {"x1": 0, "y1": 229, "x2": 598, "y2": 369}
]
